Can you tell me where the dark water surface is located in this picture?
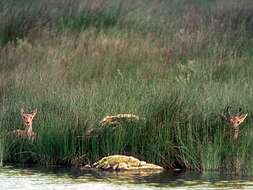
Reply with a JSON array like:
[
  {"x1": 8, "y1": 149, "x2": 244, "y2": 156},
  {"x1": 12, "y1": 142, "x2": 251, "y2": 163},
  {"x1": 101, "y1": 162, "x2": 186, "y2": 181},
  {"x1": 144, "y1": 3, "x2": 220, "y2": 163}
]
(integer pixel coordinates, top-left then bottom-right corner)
[{"x1": 0, "y1": 165, "x2": 252, "y2": 190}]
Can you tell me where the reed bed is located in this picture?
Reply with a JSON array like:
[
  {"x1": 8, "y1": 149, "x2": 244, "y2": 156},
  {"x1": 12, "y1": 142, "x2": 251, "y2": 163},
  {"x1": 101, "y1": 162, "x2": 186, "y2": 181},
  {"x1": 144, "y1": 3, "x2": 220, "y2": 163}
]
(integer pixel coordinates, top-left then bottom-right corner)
[{"x1": 0, "y1": 0, "x2": 253, "y2": 173}]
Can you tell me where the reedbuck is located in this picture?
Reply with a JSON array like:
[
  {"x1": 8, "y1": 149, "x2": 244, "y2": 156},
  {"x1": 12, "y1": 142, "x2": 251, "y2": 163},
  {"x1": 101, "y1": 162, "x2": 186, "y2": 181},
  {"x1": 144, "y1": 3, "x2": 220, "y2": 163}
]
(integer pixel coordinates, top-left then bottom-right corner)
[
  {"x1": 11, "y1": 108, "x2": 37, "y2": 141},
  {"x1": 219, "y1": 106, "x2": 248, "y2": 140}
]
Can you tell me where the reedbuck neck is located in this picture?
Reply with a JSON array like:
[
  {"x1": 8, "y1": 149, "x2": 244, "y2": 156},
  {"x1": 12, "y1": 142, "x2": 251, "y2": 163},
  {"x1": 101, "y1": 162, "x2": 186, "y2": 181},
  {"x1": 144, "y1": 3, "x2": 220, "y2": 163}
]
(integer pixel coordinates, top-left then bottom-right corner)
[
  {"x1": 220, "y1": 106, "x2": 247, "y2": 140},
  {"x1": 12, "y1": 108, "x2": 37, "y2": 141}
]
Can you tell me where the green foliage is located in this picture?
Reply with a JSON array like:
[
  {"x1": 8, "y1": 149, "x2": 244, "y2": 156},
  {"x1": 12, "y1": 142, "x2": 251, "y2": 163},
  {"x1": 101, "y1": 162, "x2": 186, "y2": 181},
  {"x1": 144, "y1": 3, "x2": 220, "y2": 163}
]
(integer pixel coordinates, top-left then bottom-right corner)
[
  {"x1": 0, "y1": 135, "x2": 4, "y2": 166},
  {"x1": 0, "y1": 0, "x2": 253, "y2": 173}
]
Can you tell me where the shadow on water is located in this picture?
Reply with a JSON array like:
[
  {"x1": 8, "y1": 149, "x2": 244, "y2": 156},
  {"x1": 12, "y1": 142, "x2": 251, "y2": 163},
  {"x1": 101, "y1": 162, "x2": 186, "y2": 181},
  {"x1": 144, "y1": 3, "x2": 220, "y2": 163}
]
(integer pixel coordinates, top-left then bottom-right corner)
[{"x1": 0, "y1": 164, "x2": 253, "y2": 189}]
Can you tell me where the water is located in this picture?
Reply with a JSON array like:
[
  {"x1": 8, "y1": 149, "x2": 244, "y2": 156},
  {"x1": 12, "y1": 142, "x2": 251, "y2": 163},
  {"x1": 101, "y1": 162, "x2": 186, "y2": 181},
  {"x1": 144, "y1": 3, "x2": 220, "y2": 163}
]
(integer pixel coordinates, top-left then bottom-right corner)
[{"x1": 0, "y1": 165, "x2": 252, "y2": 190}]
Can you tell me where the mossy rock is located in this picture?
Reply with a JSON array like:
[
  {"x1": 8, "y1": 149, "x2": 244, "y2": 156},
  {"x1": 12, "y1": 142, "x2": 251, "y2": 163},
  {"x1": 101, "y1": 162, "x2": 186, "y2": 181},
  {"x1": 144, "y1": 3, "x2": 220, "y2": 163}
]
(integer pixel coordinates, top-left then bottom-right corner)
[{"x1": 92, "y1": 155, "x2": 164, "y2": 171}]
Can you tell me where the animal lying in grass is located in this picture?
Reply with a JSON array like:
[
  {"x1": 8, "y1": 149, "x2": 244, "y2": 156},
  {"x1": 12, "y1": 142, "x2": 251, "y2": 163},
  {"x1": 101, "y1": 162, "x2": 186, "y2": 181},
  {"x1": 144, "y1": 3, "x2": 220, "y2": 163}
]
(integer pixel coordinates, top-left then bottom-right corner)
[
  {"x1": 219, "y1": 106, "x2": 248, "y2": 140},
  {"x1": 100, "y1": 114, "x2": 140, "y2": 126},
  {"x1": 9, "y1": 108, "x2": 37, "y2": 141}
]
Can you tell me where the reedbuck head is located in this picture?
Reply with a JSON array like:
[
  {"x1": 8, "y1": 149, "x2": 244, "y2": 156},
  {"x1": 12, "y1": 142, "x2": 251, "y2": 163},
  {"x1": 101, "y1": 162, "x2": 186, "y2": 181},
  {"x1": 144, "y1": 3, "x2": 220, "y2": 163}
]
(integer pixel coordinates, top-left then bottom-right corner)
[
  {"x1": 21, "y1": 108, "x2": 37, "y2": 129},
  {"x1": 220, "y1": 106, "x2": 248, "y2": 140}
]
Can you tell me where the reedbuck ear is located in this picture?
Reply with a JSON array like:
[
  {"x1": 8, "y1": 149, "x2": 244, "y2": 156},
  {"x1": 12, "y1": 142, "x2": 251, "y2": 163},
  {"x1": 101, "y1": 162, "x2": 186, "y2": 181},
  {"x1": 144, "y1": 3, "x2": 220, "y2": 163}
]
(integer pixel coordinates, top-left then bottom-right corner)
[
  {"x1": 31, "y1": 108, "x2": 37, "y2": 117},
  {"x1": 239, "y1": 113, "x2": 248, "y2": 123},
  {"x1": 219, "y1": 113, "x2": 227, "y2": 121},
  {"x1": 219, "y1": 106, "x2": 231, "y2": 121},
  {"x1": 21, "y1": 108, "x2": 25, "y2": 115}
]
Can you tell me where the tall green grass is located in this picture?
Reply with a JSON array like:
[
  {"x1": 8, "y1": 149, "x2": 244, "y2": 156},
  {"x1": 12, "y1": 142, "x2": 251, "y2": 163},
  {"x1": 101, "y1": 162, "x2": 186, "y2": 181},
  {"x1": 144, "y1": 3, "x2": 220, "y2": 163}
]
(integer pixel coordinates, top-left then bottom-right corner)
[
  {"x1": 0, "y1": 135, "x2": 4, "y2": 166},
  {"x1": 0, "y1": 0, "x2": 253, "y2": 173}
]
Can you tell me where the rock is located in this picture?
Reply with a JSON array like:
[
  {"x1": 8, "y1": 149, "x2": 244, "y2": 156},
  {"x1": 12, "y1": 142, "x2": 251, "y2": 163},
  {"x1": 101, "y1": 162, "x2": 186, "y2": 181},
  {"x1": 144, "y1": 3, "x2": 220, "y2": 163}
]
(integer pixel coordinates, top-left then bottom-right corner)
[
  {"x1": 92, "y1": 155, "x2": 164, "y2": 171},
  {"x1": 84, "y1": 164, "x2": 91, "y2": 168}
]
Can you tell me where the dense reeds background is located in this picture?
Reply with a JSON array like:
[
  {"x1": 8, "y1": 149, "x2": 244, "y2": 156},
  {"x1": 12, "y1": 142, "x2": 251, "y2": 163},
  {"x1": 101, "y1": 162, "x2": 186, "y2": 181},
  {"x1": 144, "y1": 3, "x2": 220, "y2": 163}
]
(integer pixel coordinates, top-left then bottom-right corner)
[{"x1": 0, "y1": 0, "x2": 253, "y2": 172}]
